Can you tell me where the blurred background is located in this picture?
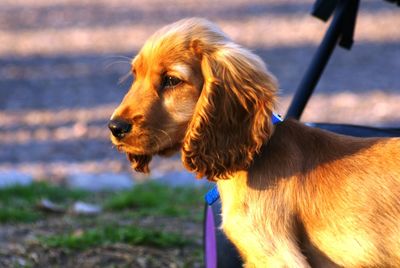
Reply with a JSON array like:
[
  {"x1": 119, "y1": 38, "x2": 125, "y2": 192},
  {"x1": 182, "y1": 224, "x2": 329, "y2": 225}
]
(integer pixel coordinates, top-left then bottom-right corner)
[
  {"x1": 0, "y1": 0, "x2": 399, "y2": 187},
  {"x1": 0, "y1": 0, "x2": 399, "y2": 267}
]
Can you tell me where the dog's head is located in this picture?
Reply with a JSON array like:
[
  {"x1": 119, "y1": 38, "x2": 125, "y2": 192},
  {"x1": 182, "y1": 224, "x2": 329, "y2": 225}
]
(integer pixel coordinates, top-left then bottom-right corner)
[{"x1": 109, "y1": 18, "x2": 277, "y2": 180}]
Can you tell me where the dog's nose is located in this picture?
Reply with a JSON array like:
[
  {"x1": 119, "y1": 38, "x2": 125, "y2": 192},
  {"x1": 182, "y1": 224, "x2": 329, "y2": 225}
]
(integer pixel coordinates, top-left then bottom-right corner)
[{"x1": 108, "y1": 118, "x2": 132, "y2": 139}]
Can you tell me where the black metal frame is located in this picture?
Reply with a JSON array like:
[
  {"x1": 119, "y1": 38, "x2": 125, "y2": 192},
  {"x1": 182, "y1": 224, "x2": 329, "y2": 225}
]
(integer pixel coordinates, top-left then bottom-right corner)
[{"x1": 286, "y1": 0, "x2": 359, "y2": 120}]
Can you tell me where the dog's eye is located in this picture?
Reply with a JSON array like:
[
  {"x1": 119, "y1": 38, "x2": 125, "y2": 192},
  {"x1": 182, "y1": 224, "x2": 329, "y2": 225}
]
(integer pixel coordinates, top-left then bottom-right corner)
[{"x1": 161, "y1": 75, "x2": 182, "y2": 89}]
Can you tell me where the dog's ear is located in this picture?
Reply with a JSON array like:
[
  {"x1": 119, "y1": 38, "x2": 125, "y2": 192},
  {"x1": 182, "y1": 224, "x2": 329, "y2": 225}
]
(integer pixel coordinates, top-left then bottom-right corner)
[
  {"x1": 182, "y1": 42, "x2": 277, "y2": 180},
  {"x1": 127, "y1": 153, "x2": 152, "y2": 173}
]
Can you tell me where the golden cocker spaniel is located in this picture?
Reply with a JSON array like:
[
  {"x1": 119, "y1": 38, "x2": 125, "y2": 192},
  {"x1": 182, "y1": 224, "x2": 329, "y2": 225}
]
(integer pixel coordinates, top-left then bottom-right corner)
[{"x1": 109, "y1": 18, "x2": 400, "y2": 267}]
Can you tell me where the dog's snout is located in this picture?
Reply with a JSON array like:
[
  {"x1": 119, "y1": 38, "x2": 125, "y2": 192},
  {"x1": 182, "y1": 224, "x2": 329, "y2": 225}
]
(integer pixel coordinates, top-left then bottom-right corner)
[{"x1": 108, "y1": 118, "x2": 132, "y2": 139}]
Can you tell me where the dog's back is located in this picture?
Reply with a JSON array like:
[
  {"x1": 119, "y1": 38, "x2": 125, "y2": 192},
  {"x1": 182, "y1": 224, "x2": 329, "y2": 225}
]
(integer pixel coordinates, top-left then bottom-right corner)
[
  {"x1": 219, "y1": 119, "x2": 400, "y2": 267},
  {"x1": 292, "y1": 122, "x2": 400, "y2": 266}
]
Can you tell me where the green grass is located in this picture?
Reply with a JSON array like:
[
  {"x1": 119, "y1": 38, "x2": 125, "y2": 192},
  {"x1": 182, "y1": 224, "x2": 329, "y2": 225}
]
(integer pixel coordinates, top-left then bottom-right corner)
[
  {"x1": 104, "y1": 182, "x2": 205, "y2": 219},
  {"x1": 0, "y1": 181, "x2": 88, "y2": 204},
  {"x1": 1, "y1": 181, "x2": 205, "y2": 258},
  {"x1": 0, "y1": 207, "x2": 41, "y2": 223},
  {"x1": 42, "y1": 225, "x2": 190, "y2": 250},
  {"x1": 0, "y1": 182, "x2": 89, "y2": 223},
  {"x1": 0, "y1": 181, "x2": 206, "y2": 223}
]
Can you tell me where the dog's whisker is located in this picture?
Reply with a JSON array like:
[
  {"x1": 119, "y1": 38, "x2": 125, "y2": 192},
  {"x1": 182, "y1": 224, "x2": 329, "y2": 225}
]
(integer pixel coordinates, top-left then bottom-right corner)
[
  {"x1": 151, "y1": 135, "x2": 162, "y2": 153},
  {"x1": 157, "y1": 129, "x2": 173, "y2": 146},
  {"x1": 118, "y1": 71, "x2": 133, "y2": 85},
  {"x1": 106, "y1": 55, "x2": 133, "y2": 60},
  {"x1": 104, "y1": 60, "x2": 132, "y2": 70},
  {"x1": 103, "y1": 55, "x2": 134, "y2": 63},
  {"x1": 147, "y1": 127, "x2": 173, "y2": 147}
]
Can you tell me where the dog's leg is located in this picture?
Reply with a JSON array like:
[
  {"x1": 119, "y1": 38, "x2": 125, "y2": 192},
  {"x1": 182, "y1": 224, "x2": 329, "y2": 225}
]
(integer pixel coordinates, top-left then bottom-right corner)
[
  {"x1": 242, "y1": 240, "x2": 311, "y2": 268},
  {"x1": 223, "y1": 219, "x2": 310, "y2": 268},
  {"x1": 219, "y1": 176, "x2": 311, "y2": 267}
]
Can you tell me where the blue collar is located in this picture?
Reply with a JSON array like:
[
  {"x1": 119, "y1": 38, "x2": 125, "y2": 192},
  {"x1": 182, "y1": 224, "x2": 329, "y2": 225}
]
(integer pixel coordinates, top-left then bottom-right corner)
[{"x1": 205, "y1": 113, "x2": 282, "y2": 205}]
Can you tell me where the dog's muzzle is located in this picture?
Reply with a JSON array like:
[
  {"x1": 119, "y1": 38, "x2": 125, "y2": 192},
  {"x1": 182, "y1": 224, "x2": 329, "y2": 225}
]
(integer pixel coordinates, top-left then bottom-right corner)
[{"x1": 108, "y1": 118, "x2": 132, "y2": 139}]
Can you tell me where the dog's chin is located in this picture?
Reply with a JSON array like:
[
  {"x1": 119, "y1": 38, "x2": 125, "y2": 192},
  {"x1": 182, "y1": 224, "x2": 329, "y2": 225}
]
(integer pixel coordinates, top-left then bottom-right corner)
[
  {"x1": 120, "y1": 142, "x2": 182, "y2": 174},
  {"x1": 127, "y1": 153, "x2": 153, "y2": 173}
]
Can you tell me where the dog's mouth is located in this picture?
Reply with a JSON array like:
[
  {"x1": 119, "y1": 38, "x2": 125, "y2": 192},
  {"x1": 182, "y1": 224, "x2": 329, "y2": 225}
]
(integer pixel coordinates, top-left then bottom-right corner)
[
  {"x1": 113, "y1": 139, "x2": 178, "y2": 155},
  {"x1": 112, "y1": 142, "x2": 152, "y2": 173},
  {"x1": 113, "y1": 139, "x2": 182, "y2": 173},
  {"x1": 125, "y1": 145, "x2": 181, "y2": 174},
  {"x1": 113, "y1": 142, "x2": 144, "y2": 155}
]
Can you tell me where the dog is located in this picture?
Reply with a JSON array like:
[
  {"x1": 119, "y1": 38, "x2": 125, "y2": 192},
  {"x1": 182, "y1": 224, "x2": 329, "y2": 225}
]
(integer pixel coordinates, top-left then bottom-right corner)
[{"x1": 108, "y1": 18, "x2": 400, "y2": 267}]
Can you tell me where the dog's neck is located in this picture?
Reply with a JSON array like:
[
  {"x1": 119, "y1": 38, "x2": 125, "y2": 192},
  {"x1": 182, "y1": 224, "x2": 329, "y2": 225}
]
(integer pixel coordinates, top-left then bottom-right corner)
[{"x1": 205, "y1": 112, "x2": 283, "y2": 206}]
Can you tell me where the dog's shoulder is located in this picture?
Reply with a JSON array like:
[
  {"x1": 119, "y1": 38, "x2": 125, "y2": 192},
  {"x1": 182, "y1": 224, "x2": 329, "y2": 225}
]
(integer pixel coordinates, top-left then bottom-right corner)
[
  {"x1": 270, "y1": 119, "x2": 389, "y2": 154},
  {"x1": 252, "y1": 119, "x2": 399, "y2": 183}
]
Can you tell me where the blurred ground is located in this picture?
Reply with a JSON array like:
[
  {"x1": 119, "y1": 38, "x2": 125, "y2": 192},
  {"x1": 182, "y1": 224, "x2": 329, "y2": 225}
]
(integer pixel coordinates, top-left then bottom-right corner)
[
  {"x1": 0, "y1": 0, "x2": 399, "y2": 182},
  {"x1": 0, "y1": 182, "x2": 204, "y2": 267}
]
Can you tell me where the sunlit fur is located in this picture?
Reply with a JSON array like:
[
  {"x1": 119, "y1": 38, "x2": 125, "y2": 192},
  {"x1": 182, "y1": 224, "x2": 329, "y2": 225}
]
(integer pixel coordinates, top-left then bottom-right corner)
[
  {"x1": 110, "y1": 18, "x2": 276, "y2": 177},
  {"x1": 182, "y1": 35, "x2": 276, "y2": 180},
  {"x1": 110, "y1": 18, "x2": 400, "y2": 267}
]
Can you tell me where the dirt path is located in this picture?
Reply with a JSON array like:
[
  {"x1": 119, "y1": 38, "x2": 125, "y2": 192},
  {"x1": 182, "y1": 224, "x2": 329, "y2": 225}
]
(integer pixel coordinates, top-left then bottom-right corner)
[{"x1": 0, "y1": 215, "x2": 203, "y2": 267}]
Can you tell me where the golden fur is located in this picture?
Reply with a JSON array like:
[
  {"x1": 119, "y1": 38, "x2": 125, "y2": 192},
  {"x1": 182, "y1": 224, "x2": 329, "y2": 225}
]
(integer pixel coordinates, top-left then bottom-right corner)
[{"x1": 110, "y1": 18, "x2": 400, "y2": 267}]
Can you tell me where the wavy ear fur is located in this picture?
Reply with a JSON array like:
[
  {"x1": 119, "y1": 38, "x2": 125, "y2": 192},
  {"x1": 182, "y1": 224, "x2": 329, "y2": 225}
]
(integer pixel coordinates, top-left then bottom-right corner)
[{"x1": 182, "y1": 42, "x2": 277, "y2": 180}]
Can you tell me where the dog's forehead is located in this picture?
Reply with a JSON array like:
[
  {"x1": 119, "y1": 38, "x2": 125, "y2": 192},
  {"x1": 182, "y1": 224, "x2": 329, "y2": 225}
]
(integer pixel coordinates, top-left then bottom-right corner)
[
  {"x1": 132, "y1": 52, "x2": 190, "y2": 78},
  {"x1": 133, "y1": 40, "x2": 192, "y2": 76},
  {"x1": 134, "y1": 18, "x2": 229, "y2": 64}
]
